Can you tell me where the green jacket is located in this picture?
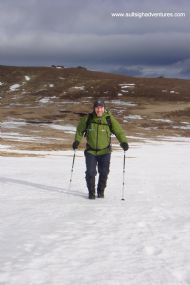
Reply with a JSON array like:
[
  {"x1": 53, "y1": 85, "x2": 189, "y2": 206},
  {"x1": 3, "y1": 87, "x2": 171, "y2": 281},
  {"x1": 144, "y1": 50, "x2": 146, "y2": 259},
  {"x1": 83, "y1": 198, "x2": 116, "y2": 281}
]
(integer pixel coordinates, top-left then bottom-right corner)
[{"x1": 74, "y1": 110, "x2": 128, "y2": 156}]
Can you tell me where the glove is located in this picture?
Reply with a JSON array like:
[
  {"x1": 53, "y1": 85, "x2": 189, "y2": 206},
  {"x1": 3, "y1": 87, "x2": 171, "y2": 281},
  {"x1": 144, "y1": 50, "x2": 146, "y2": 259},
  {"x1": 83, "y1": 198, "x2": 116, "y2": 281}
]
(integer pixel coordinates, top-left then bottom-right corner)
[
  {"x1": 72, "y1": 140, "x2": 79, "y2": 150},
  {"x1": 120, "y1": 142, "x2": 129, "y2": 151}
]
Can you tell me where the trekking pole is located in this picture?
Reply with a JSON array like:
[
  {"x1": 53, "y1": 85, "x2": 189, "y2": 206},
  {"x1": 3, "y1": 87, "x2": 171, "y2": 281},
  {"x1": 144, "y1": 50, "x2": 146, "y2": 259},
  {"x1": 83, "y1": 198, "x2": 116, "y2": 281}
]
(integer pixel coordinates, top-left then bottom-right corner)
[
  {"x1": 121, "y1": 151, "x2": 126, "y2": 201},
  {"x1": 68, "y1": 149, "x2": 76, "y2": 190}
]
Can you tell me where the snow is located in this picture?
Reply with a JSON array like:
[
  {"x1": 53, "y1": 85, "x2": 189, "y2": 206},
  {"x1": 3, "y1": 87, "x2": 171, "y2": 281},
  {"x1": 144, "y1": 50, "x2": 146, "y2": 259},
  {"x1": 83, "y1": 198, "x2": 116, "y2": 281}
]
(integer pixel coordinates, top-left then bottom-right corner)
[
  {"x1": 49, "y1": 84, "x2": 54, "y2": 88},
  {"x1": 9, "y1": 84, "x2": 21, "y2": 91},
  {"x1": 48, "y1": 124, "x2": 76, "y2": 133},
  {"x1": 0, "y1": 132, "x2": 65, "y2": 143},
  {"x1": 124, "y1": 115, "x2": 143, "y2": 121},
  {"x1": 38, "y1": 96, "x2": 56, "y2": 104},
  {"x1": 119, "y1": 83, "x2": 135, "y2": 88},
  {"x1": 60, "y1": 101, "x2": 80, "y2": 104},
  {"x1": 119, "y1": 84, "x2": 135, "y2": 93},
  {"x1": 143, "y1": 126, "x2": 158, "y2": 130},
  {"x1": 39, "y1": 97, "x2": 50, "y2": 104},
  {"x1": 0, "y1": 120, "x2": 28, "y2": 129},
  {"x1": 24, "y1": 76, "x2": 30, "y2": 81},
  {"x1": 170, "y1": 90, "x2": 179, "y2": 94},
  {"x1": 0, "y1": 81, "x2": 3, "y2": 86},
  {"x1": 173, "y1": 125, "x2": 190, "y2": 130},
  {"x1": 156, "y1": 136, "x2": 190, "y2": 142},
  {"x1": 0, "y1": 145, "x2": 11, "y2": 150},
  {"x1": 0, "y1": 132, "x2": 52, "y2": 142},
  {"x1": 0, "y1": 140, "x2": 190, "y2": 284},
  {"x1": 151, "y1": 119, "x2": 173, "y2": 123},
  {"x1": 109, "y1": 100, "x2": 137, "y2": 107},
  {"x1": 73, "y1": 86, "x2": 85, "y2": 90}
]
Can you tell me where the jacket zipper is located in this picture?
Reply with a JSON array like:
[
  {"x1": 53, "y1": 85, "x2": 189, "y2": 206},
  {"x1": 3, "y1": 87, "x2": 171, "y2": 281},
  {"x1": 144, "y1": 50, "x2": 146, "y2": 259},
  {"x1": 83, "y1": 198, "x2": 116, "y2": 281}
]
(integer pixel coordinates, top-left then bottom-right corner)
[{"x1": 96, "y1": 119, "x2": 101, "y2": 154}]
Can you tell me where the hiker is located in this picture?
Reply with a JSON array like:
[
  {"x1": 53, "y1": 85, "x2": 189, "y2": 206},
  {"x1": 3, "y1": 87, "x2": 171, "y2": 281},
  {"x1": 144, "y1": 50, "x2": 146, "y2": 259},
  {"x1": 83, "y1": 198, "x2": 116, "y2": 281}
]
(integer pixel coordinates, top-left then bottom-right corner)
[{"x1": 72, "y1": 99, "x2": 129, "y2": 199}]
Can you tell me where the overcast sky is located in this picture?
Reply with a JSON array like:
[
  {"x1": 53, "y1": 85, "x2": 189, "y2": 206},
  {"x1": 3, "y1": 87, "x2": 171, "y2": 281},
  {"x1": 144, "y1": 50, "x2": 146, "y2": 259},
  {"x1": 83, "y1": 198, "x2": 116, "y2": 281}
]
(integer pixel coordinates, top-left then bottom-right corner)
[{"x1": 0, "y1": 0, "x2": 190, "y2": 78}]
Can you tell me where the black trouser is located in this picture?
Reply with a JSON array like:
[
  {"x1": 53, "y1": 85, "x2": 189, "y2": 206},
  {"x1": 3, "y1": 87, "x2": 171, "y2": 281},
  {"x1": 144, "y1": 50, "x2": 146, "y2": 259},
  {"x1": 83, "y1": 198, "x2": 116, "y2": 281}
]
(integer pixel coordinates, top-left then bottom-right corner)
[{"x1": 85, "y1": 151, "x2": 111, "y2": 195}]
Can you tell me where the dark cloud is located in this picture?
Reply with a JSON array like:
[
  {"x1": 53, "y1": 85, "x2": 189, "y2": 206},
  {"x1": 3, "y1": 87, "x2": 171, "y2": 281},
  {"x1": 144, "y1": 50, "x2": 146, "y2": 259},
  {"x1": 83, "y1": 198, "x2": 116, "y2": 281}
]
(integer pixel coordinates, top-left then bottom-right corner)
[{"x1": 0, "y1": 0, "x2": 190, "y2": 78}]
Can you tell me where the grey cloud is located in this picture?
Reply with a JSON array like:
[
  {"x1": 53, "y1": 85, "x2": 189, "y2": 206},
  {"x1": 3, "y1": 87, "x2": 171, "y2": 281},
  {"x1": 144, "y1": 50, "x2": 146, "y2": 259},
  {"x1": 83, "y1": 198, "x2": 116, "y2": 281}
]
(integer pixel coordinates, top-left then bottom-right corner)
[
  {"x1": 111, "y1": 66, "x2": 144, "y2": 77},
  {"x1": 0, "y1": 0, "x2": 189, "y2": 35},
  {"x1": 1, "y1": 32, "x2": 188, "y2": 64},
  {"x1": 110, "y1": 58, "x2": 190, "y2": 79},
  {"x1": 0, "y1": 0, "x2": 190, "y2": 78},
  {"x1": 176, "y1": 58, "x2": 190, "y2": 78}
]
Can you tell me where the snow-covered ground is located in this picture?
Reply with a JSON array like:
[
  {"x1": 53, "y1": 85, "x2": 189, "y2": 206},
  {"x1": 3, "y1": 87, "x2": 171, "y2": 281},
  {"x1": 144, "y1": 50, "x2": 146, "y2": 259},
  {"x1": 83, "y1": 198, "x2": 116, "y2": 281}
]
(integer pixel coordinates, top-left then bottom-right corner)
[
  {"x1": 9, "y1": 84, "x2": 21, "y2": 91},
  {"x1": 0, "y1": 139, "x2": 190, "y2": 285}
]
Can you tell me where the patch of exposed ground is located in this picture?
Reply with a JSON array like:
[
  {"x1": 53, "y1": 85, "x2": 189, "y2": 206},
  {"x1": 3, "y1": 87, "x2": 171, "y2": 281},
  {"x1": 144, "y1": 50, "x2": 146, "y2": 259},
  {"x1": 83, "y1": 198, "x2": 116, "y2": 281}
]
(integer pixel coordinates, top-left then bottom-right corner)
[{"x1": 0, "y1": 65, "x2": 190, "y2": 155}]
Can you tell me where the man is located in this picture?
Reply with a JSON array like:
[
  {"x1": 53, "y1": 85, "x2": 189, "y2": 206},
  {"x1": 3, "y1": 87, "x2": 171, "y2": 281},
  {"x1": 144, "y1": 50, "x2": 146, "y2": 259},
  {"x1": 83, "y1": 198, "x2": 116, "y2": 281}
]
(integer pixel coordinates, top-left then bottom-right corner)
[{"x1": 72, "y1": 99, "x2": 129, "y2": 199}]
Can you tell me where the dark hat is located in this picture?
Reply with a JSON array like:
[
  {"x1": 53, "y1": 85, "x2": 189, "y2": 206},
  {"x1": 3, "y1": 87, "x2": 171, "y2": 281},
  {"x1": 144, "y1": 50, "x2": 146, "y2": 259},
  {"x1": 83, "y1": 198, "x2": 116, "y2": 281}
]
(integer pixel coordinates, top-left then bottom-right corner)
[{"x1": 93, "y1": 99, "x2": 105, "y2": 108}]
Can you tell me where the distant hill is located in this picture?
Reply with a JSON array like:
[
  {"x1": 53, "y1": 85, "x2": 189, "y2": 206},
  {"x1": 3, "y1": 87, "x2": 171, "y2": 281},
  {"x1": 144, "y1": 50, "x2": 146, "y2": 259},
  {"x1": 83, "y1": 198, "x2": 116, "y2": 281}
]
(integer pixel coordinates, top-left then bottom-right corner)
[{"x1": 0, "y1": 65, "x2": 190, "y2": 153}]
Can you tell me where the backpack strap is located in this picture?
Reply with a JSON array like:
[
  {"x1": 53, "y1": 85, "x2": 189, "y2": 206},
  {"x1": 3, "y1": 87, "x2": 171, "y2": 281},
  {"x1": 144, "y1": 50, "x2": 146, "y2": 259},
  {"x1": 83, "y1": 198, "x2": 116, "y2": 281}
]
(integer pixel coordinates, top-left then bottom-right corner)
[
  {"x1": 84, "y1": 112, "x2": 93, "y2": 137},
  {"x1": 105, "y1": 116, "x2": 113, "y2": 133}
]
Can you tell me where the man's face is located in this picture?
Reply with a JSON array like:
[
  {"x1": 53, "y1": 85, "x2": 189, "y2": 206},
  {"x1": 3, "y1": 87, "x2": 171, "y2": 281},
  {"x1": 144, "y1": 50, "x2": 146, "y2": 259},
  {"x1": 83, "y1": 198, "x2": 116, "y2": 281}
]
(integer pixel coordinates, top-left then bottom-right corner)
[{"x1": 95, "y1": 106, "x2": 105, "y2": 117}]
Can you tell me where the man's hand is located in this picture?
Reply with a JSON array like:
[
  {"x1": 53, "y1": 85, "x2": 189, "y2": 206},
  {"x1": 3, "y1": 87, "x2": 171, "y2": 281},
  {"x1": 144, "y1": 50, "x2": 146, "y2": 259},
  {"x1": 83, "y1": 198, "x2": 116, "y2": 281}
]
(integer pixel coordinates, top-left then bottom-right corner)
[
  {"x1": 72, "y1": 141, "x2": 79, "y2": 150},
  {"x1": 120, "y1": 142, "x2": 129, "y2": 151}
]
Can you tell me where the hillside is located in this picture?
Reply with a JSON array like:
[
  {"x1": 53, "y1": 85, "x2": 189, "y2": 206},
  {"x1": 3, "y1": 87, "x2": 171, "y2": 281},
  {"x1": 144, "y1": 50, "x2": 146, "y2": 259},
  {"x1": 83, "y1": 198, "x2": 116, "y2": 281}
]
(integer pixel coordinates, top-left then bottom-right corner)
[{"x1": 0, "y1": 65, "x2": 190, "y2": 154}]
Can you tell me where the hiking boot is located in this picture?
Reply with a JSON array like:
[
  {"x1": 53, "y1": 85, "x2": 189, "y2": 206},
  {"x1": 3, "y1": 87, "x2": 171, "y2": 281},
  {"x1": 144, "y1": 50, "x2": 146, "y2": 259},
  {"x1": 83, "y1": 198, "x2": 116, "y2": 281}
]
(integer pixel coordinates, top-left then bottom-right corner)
[
  {"x1": 89, "y1": 193, "x2": 96, "y2": 199},
  {"x1": 86, "y1": 175, "x2": 96, "y2": 200},
  {"x1": 97, "y1": 174, "x2": 107, "y2": 199},
  {"x1": 97, "y1": 192, "x2": 104, "y2": 198}
]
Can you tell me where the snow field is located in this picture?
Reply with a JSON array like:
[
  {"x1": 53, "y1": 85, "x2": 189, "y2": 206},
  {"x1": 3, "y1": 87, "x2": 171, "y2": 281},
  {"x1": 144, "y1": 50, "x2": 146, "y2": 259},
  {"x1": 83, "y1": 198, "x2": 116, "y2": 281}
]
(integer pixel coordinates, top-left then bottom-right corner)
[{"x1": 0, "y1": 140, "x2": 190, "y2": 285}]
